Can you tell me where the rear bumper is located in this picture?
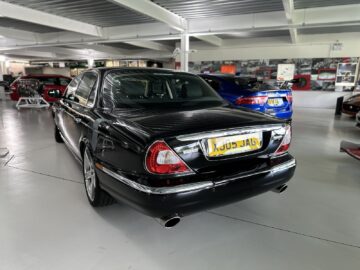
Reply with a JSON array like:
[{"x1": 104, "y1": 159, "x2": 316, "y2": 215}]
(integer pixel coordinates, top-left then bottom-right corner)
[
  {"x1": 342, "y1": 109, "x2": 358, "y2": 116},
  {"x1": 234, "y1": 105, "x2": 292, "y2": 119},
  {"x1": 96, "y1": 156, "x2": 296, "y2": 218},
  {"x1": 270, "y1": 110, "x2": 293, "y2": 119}
]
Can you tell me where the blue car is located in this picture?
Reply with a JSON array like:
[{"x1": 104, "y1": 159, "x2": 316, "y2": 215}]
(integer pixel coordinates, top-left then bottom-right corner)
[{"x1": 200, "y1": 74, "x2": 293, "y2": 119}]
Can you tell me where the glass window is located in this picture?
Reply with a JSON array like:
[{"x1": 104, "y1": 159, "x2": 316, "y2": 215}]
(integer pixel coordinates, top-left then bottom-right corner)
[
  {"x1": 233, "y1": 78, "x2": 278, "y2": 91},
  {"x1": 87, "y1": 88, "x2": 96, "y2": 107},
  {"x1": 75, "y1": 72, "x2": 98, "y2": 106},
  {"x1": 102, "y1": 71, "x2": 225, "y2": 109},
  {"x1": 37, "y1": 77, "x2": 58, "y2": 85},
  {"x1": 65, "y1": 75, "x2": 82, "y2": 102},
  {"x1": 59, "y1": 77, "x2": 71, "y2": 86},
  {"x1": 203, "y1": 77, "x2": 221, "y2": 92}
]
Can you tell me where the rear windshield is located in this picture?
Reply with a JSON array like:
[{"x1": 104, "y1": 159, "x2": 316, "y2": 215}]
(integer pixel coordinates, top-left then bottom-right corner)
[
  {"x1": 225, "y1": 77, "x2": 278, "y2": 91},
  {"x1": 102, "y1": 71, "x2": 225, "y2": 109}
]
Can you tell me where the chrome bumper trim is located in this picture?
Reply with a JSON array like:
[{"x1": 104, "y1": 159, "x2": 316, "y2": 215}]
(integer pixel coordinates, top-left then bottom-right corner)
[
  {"x1": 100, "y1": 167, "x2": 213, "y2": 195},
  {"x1": 98, "y1": 158, "x2": 296, "y2": 195},
  {"x1": 176, "y1": 124, "x2": 285, "y2": 141},
  {"x1": 214, "y1": 158, "x2": 296, "y2": 186}
]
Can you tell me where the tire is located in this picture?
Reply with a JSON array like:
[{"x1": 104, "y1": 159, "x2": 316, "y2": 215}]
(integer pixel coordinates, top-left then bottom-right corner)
[
  {"x1": 82, "y1": 146, "x2": 115, "y2": 207},
  {"x1": 54, "y1": 126, "x2": 64, "y2": 143}
]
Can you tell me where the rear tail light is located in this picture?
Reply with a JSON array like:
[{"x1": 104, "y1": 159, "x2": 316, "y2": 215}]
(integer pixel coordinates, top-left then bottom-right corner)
[
  {"x1": 145, "y1": 141, "x2": 192, "y2": 175},
  {"x1": 286, "y1": 93, "x2": 293, "y2": 103},
  {"x1": 274, "y1": 125, "x2": 292, "y2": 155},
  {"x1": 235, "y1": 96, "x2": 268, "y2": 105}
]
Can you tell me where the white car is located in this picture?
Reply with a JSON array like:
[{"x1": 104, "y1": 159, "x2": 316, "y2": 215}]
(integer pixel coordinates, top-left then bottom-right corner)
[{"x1": 356, "y1": 111, "x2": 360, "y2": 128}]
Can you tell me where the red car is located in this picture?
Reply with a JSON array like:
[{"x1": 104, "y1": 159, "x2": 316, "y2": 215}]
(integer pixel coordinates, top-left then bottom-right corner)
[{"x1": 10, "y1": 74, "x2": 72, "y2": 102}]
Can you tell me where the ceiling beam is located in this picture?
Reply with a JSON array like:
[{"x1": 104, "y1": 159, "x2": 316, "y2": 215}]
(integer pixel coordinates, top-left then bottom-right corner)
[
  {"x1": 32, "y1": 47, "x2": 90, "y2": 57},
  {"x1": 66, "y1": 44, "x2": 131, "y2": 55},
  {"x1": 0, "y1": 1, "x2": 103, "y2": 37},
  {"x1": 1, "y1": 49, "x2": 56, "y2": 58},
  {"x1": 282, "y1": 0, "x2": 298, "y2": 43},
  {"x1": 188, "y1": 11, "x2": 288, "y2": 34},
  {"x1": 293, "y1": 4, "x2": 360, "y2": 26},
  {"x1": 0, "y1": 26, "x2": 38, "y2": 42},
  {"x1": 108, "y1": 0, "x2": 187, "y2": 32},
  {"x1": 124, "y1": 40, "x2": 172, "y2": 51},
  {"x1": 194, "y1": 35, "x2": 222, "y2": 46}
]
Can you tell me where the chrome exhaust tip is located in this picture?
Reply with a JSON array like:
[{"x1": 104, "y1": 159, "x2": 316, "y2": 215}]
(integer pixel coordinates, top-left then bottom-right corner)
[
  {"x1": 156, "y1": 215, "x2": 181, "y2": 228},
  {"x1": 272, "y1": 184, "x2": 288, "y2": 194}
]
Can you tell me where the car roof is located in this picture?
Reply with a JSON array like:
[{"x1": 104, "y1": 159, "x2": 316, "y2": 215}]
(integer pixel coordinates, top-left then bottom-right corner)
[
  {"x1": 199, "y1": 73, "x2": 235, "y2": 78},
  {"x1": 90, "y1": 67, "x2": 196, "y2": 77},
  {"x1": 21, "y1": 74, "x2": 71, "y2": 79}
]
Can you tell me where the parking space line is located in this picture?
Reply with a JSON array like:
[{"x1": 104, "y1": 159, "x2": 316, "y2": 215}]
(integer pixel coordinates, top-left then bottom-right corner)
[
  {"x1": 207, "y1": 211, "x2": 360, "y2": 250},
  {"x1": 6, "y1": 165, "x2": 83, "y2": 185}
]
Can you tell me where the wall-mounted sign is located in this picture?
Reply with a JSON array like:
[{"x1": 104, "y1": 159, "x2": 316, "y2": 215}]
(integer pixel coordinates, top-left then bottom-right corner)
[
  {"x1": 335, "y1": 63, "x2": 359, "y2": 87},
  {"x1": 220, "y1": 65, "x2": 236, "y2": 74},
  {"x1": 277, "y1": 64, "x2": 295, "y2": 81},
  {"x1": 331, "y1": 43, "x2": 343, "y2": 51}
]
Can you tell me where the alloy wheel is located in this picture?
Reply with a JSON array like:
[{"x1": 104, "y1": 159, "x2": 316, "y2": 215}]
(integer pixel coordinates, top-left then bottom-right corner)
[{"x1": 83, "y1": 148, "x2": 96, "y2": 202}]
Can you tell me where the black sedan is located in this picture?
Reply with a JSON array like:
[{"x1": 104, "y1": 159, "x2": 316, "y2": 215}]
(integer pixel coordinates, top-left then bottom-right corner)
[{"x1": 50, "y1": 68, "x2": 296, "y2": 227}]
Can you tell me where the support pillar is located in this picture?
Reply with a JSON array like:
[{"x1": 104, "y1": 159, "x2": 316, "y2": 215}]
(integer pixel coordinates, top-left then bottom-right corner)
[
  {"x1": 87, "y1": 58, "x2": 94, "y2": 69},
  {"x1": 180, "y1": 32, "x2": 189, "y2": 72}
]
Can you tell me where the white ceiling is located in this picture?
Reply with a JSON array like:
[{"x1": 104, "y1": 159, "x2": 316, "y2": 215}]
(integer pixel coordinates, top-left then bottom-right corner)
[{"x1": 0, "y1": 0, "x2": 359, "y2": 61}]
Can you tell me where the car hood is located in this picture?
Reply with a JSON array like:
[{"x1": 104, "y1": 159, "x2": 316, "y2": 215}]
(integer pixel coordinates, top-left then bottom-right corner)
[{"x1": 106, "y1": 105, "x2": 284, "y2": 143}]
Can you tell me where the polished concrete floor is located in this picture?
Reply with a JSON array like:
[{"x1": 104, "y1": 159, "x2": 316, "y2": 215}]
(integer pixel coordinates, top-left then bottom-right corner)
[{"x1": 0, "y1": 100, "x2": 359, "y2": 270}]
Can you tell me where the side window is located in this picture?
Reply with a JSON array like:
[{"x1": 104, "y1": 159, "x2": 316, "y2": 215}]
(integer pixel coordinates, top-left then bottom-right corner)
[
  {"x1": 65, "y1": 75, "x2": 82, "y2": 101},
  {"x1": 59, "y1": 77, "x2": 71, "y2": 86},
  {"x1": 75, "y1": 72, "x2": 98, "y2": 106},
  {"x1": 87, "y1": 88, "x2": 96, "y2": 107},
  {"x1": 203, "y1": 77, "x2": 221, "y2": 92}
]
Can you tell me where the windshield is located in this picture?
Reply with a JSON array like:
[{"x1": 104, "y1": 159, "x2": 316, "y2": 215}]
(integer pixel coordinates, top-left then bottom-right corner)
[{"x1": 102, "y1": 71, "x2": 225, "y2": 109}]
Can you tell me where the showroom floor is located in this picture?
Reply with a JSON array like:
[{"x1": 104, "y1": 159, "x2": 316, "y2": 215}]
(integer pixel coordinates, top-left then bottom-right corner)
[{"x1": 0, "y1": 100, "x2": 359, "y2": 270}]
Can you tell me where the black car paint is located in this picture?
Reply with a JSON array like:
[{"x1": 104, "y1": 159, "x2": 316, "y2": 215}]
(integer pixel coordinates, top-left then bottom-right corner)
[{"x1": 52, "y1": 68, "x2": 296, "y2": 218}]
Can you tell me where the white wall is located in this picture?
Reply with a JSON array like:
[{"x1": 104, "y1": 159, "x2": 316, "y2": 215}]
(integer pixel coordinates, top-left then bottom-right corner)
[
  {"x1": 8, "y1": 62, "x2": 28, "y2": 76},
  {"x1": 42, "y1": 67, "x2": 70, "y2": 77},
  {"x1": 24, "y1": 67, "x2": 71, "y2": 77}
]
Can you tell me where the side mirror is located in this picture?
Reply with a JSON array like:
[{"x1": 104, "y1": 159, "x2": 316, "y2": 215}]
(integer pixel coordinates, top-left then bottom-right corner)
[
  {"x1": 48, "y1": 89, "x2": 62, "y2": 98},
  {"x1": 67, "y1": 94, "x2": 79, "y2": 103}
]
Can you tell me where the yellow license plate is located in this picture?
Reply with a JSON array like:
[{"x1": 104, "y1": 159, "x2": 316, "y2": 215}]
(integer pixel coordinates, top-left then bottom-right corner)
[
  {"x1": 268, "y1": 98, "x2": 283, "y2": 106},
  {"x1": 207, "y1": 133, "x2": 262, "y2": 157}
]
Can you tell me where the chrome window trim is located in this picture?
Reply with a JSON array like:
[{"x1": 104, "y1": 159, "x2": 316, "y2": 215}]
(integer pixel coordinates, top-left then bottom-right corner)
[
  {"x1": 76, "y1": 70, "x2": 100, "y2": 109},
  {"x1": 97, "y1": 158, "x2": 296, "y2": 195}
]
